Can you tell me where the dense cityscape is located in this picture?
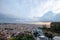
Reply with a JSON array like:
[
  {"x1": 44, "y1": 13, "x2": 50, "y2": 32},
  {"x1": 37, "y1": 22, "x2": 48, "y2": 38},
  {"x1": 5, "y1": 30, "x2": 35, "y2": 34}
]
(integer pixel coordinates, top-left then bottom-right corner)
[{"x1": 0, "y1": 22, "x2": 60, "y2": 40}]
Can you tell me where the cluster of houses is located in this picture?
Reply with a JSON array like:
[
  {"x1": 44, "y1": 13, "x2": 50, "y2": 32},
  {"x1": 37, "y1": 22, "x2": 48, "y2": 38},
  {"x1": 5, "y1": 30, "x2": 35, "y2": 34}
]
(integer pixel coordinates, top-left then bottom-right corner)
[{"x1": 0, "y1": 22, "x2": 60, "y2": 33}]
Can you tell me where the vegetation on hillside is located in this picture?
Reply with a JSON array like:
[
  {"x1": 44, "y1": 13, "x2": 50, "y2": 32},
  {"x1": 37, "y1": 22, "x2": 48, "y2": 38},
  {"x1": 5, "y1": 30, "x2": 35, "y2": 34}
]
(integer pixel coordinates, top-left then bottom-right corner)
[{"x1": 9, "y1": 33, "x2": 34, "y2": 40}]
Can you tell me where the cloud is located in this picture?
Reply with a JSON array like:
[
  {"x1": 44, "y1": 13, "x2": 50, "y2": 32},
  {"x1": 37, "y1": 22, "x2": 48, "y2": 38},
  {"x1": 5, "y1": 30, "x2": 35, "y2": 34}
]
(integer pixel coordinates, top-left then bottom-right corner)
[{"x1": 0, "y1": 0, "x2": 49, "y2": 18}]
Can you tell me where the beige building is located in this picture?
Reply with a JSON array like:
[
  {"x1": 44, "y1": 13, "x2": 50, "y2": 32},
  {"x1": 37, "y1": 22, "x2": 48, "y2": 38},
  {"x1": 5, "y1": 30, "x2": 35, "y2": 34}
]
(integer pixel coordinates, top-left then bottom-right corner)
[{"x1": 31, "y1": 22, "x2": 51, "y2": 28}]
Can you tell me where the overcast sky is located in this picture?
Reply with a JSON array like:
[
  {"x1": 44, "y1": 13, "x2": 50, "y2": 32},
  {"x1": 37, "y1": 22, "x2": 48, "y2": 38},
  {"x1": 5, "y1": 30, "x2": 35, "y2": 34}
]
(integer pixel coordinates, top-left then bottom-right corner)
[{"x1": 0, "y1": 0, "x2": 60, "y2": 22}]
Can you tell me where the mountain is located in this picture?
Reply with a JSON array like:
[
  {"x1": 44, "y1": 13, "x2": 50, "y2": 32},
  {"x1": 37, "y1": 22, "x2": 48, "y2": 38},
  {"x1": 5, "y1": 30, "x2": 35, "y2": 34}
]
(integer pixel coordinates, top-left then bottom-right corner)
[
  {"x1": 0, "y1": 13, "x2": 20, "y2": 23},
  {"x1": 54, "y1": 13, "x2": 60, "y2": 22},
  {"x1": 39, "y1": 11, "x2": 55, "y2": 22},
  {"x1": 39, "y1": 11, "x2": 60, "y2": 22},
  {"x1": 0, "y1": 13, "x2": 35, "y2": 23},
  {"x1": 0, "y1": 11, "x2": 60, "y2": 23}
]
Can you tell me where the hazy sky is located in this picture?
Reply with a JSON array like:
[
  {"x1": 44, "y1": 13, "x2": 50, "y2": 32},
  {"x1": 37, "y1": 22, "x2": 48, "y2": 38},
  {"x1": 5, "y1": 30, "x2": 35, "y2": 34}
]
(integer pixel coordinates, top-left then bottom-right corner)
[{"x1": 0, "y1": 0, "x2": 60, "y2": 22}]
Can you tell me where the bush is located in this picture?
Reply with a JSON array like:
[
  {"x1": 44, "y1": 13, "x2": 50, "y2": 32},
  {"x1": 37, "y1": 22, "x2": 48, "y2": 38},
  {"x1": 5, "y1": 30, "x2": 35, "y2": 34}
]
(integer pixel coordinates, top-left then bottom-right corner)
[
  {"x1": 9, "y1": 37, "x2": 15, "y2": 40},
  {"x1": 9, "y1": 33, "x2": 34, "y2": 40},
  {"x1": 51, "y1": 26, "x2": 60, "y2": 33}
]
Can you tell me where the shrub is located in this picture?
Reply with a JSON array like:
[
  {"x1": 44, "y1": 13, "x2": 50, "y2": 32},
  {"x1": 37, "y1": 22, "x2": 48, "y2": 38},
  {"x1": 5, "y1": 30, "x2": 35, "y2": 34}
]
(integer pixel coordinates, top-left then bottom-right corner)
[{"x1": 9, "y1": 33, "x2": 34, "y2": 40}]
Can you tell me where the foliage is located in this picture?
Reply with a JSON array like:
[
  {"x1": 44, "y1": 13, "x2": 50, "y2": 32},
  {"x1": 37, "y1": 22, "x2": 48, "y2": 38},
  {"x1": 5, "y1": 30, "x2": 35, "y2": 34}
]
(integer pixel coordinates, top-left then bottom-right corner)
[
  {"x1": 9, "y1": 33, "x2": 34, "y2": 40},
  {"x1": 51, "y1": 26, "x2": 60, "y2": 33}
]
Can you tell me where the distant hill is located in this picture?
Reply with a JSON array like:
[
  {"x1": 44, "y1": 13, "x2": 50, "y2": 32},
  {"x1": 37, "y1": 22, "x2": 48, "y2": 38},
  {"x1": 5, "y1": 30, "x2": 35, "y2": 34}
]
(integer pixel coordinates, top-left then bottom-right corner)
[
  {"x1": 39, "y1": 11, "x2": 60, "y2": 22},
  {"x1": 0, "y1": 11, "x2": 60, "y2": 23},
  {"x1": 54, "y1": 13, "x2": 60, "y2": 22},
  {"x1": 0, "y1": 13, "x2": 20, "y2": 23}
]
